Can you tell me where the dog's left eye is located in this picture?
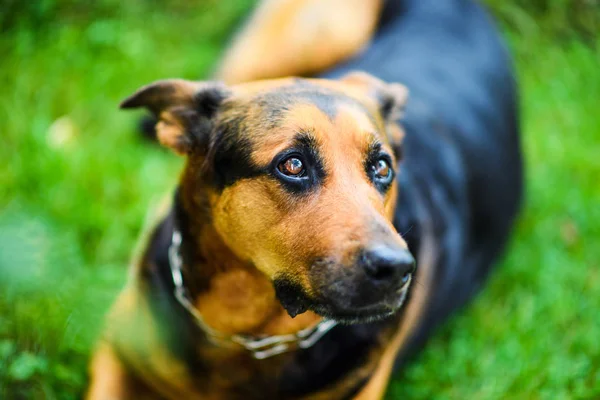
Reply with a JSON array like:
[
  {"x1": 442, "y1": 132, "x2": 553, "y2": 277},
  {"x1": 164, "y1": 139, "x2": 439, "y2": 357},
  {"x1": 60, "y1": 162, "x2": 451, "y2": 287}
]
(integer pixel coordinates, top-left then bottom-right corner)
[{"x1": 277, "y1": 157, "x2": 305, "y2": 177}]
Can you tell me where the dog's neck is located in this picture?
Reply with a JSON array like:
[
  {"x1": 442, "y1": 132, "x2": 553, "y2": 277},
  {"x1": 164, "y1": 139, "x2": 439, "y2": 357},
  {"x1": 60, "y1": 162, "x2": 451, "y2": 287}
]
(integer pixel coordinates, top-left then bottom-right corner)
[{"x1": 173, "y1": 189, "x2": 321, "y2": 337}]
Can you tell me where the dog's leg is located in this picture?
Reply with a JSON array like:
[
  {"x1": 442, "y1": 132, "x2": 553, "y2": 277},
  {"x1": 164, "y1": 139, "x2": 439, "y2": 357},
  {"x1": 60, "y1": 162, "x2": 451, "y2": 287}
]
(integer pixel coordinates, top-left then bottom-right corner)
[
  {"x1": 87, "y1": 287, "x2": 165, "y2": 400},
  {"x1": 351, "y1": 333, "x2": 402, "y2": 400},
  {"x1": 353, "y1": 234, "x2": 437, "y2": 400},
  {"x1": 216, "y1": 0, "x2": 383, "y2": 84},
  {"x1": 87, "y1": 342, "x2": 157, "y2": 400}
]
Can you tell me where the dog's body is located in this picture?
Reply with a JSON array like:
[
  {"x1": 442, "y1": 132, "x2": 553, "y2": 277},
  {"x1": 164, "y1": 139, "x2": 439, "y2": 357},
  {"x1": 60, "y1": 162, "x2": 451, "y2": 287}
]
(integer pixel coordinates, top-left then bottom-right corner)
[
  {"x1": 88, "y1": 1, "x2": 522, "y2": 399},
  {"x1": 337, "y1": 0, "x2": 523, "y2": 356}
]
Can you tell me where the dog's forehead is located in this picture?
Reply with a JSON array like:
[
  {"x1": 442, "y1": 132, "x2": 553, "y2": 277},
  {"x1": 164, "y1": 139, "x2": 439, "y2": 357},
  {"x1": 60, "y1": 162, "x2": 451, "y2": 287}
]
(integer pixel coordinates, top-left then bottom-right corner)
[
  {"x1": 229, "y1": 79, "x2": 377, "y2": 123},
  {"x1": 254, "y1": 83, "x2": 368, "y2": 120},
  {"x1": 219, "y1": 81, "x2": 383, "y2": 161}
]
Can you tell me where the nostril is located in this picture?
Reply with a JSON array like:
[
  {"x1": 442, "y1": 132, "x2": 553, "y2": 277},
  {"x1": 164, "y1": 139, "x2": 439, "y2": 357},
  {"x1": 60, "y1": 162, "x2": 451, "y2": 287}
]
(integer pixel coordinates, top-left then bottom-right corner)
[{"x1": 363, "y1": 262, "x2": 396, "y2": 281}]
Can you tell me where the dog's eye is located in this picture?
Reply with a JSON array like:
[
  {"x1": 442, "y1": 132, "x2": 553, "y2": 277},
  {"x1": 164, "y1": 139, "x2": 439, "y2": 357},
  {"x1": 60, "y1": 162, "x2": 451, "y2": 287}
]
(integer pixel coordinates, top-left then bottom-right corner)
[
  {"x1": 368, "y1": 156, "x2": 394, "y2": 192},
  {"x1": 372, "y1": 158, "x2": 391, "y2": 179},
  {"x1": 278, "y1": 157, "x2": 305, "y2": 177}
]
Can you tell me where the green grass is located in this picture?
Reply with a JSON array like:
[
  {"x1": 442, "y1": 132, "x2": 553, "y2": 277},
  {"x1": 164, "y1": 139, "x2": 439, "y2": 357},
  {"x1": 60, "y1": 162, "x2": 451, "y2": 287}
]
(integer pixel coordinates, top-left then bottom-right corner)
[{"x1": 1, "y1": 1, "x2": 599, "y2": 398}]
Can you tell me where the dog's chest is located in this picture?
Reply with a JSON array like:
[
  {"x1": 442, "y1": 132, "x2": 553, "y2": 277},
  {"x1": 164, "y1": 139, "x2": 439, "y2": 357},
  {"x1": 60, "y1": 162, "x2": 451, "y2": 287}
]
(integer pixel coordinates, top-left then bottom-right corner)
[{"x1": 175, "y1": 320, "x2": 395, "y2": 400}]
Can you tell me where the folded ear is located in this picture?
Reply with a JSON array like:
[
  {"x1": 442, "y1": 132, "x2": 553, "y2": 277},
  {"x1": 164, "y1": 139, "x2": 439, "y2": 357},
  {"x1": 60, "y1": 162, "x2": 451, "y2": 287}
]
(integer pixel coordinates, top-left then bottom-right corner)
[
  {"x1": 341, "y1": 71, "x2": 408, "y2": 156},
  {"x1": 120, "y1": 79, "x2": 230, "y2": 155},
  {"x1": 341, "y1": 71, "x2": 408, "y2": 121}
]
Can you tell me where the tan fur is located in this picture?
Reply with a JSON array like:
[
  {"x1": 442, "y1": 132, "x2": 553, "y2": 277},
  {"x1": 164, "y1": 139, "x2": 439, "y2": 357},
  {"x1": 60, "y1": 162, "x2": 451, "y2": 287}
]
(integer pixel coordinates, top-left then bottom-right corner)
[
  {"x1": 208, "y1": 102, "x2": 404, "y2": 291},
  {"x1": 218, "y1": 0, "x2": 384, "y2": 84},
  {"x1": 87, "y1": 342, "x2": 137, "y2": 399},
  {"x1": 191, "y1": 224, "x2": 322, "y2": 335},
  {"x1": 155, "y1": 113, "x2": 188, "y2": 154}
]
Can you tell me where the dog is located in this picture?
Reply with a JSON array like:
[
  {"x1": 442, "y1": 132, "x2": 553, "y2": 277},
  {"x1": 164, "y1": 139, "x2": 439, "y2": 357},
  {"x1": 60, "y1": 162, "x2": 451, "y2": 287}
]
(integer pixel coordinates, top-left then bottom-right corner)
[{"x1": 87, "y1": 0, "x2": 523, "y2": 398}]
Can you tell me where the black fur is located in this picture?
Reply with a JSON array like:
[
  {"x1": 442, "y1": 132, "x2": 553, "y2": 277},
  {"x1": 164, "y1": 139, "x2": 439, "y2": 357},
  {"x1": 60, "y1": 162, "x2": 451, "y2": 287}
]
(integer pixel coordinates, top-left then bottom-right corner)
[
  {"x1": 276, "y1": 322, "x2": 385, "y2": 397},
  {"x1": 194, "y1": 86, "x2": 229, "y2": 118},
  {"x1": 138, "y1": 115, "x2": 159, "y2": 143},
  {"x1": 210, "y1": 134, "x2": 266, "y2": 190},
  {"x1": 323, "y1": 0, "x2": 523, "y2": 362},
  {"x1": 208, "y1": 113, "x2": 266, "y2": 190},
  {"x1": 273, "y1": 279, "x2": 311, "y2": 318},
  {"x1": 186, "y1": 86, "x2": 231, "y2": 153},
  {"x1": 139, "y1": 203, "x2": 212, "y2": 385}
]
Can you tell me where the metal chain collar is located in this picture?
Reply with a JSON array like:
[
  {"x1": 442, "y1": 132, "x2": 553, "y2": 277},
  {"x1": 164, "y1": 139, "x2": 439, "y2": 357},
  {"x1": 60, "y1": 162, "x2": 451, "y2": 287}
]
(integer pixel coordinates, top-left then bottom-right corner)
[{"x1": 168, "y1": 229, "x2": 338, "y2": 360}]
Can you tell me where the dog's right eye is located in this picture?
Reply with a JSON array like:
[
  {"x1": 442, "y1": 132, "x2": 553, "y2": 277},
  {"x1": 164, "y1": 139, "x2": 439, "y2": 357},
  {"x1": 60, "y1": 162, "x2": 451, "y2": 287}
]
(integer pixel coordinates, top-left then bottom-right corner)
[
  {"x1": 271, "y1": 145, "x2": 323, "y2": 194},
  {"x1": 277, "y1": 157, "x2": 305, "y2": 177}
]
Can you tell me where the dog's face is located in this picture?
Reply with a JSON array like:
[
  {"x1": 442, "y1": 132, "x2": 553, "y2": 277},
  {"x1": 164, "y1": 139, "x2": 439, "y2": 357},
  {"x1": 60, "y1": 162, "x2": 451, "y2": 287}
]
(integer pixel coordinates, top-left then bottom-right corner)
[{"x1": 123, "y1": 73, "x2": 414, "y2": 323}]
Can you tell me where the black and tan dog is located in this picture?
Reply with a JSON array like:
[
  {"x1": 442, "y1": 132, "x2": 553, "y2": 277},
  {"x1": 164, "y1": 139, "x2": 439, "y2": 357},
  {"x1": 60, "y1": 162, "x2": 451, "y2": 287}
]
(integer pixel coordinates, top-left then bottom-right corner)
[{"x1": 88, "y1": 0, "x2": 523, "y2": 399}]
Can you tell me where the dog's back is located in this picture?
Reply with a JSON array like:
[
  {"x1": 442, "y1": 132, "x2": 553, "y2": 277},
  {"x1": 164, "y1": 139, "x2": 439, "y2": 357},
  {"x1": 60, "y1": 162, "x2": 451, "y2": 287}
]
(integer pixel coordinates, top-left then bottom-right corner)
[
  {"x1": 152, "y1": 0, "x2": 524, "y2": 375},
  {"x1": 327, "y1": 0, "x2": 523, "y2": 353}
]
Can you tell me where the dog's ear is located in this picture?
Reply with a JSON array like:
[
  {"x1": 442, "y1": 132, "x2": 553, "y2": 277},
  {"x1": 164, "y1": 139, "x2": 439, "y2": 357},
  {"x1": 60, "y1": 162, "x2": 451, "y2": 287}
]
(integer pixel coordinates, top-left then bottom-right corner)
[
  {"x1": 120, "y1": 79, "x2": 230, "y2": 155},
  {"x1": 341, "y1": 71, "x2": 408, "y2": 156},
  {"x1": 341, "y1": 71, "x2": 408, "y2": 122}
]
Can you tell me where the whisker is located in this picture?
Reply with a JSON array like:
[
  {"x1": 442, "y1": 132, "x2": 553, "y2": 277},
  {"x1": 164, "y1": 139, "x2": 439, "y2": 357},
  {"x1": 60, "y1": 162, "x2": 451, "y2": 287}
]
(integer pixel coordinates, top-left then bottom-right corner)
[{"x1": 411, "y1": 277, "x2": 425, "y2": 289}]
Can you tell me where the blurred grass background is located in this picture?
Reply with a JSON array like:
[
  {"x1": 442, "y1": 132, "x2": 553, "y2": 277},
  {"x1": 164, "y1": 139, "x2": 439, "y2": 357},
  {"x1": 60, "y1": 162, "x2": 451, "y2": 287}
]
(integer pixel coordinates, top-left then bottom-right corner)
[{"x1": 0, "y1": 0, "x2": 598, "y2": 398}]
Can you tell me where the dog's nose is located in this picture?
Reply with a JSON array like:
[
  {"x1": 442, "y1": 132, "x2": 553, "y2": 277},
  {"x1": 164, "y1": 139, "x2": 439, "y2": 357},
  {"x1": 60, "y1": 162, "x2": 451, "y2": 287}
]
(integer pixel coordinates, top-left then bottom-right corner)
[{"x1": 361, "y1": 247, "x2": 415, "y2": 285}]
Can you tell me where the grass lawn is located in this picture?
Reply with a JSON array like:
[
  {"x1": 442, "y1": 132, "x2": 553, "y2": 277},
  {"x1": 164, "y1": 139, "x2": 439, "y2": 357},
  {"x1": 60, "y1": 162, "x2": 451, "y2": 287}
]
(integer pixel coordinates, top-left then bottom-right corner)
[{"x1": 1, "y1": 1, "x2": 599, "y2": 398}]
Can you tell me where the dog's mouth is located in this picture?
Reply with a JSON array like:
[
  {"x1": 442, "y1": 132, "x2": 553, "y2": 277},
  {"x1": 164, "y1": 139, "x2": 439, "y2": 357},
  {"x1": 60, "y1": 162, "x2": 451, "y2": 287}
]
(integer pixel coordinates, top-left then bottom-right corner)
[
  {"x1": 273, "y1": 277, "x2": 412, "y2": 324},
  {"x1": 312, "y1": 285, "x2": 410, "y2": 324}
]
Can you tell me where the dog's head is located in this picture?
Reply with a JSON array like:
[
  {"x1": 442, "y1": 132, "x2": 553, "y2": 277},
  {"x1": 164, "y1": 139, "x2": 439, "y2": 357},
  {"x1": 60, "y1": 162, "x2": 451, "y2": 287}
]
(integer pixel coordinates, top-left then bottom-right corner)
[{"x1": 122, "y1": 72, "x2": 414, "y2": 323}]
